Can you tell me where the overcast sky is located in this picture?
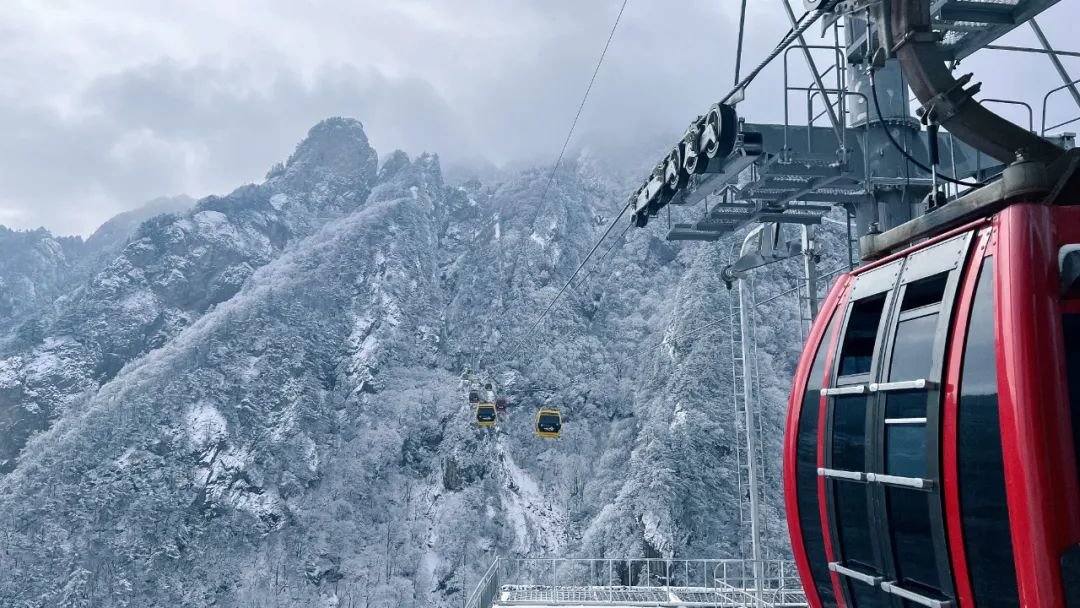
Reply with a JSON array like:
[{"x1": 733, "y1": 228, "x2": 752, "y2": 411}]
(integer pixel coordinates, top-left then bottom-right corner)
[{"x1": 4, "y1": 1, "x2": 1080, "y2": 236}]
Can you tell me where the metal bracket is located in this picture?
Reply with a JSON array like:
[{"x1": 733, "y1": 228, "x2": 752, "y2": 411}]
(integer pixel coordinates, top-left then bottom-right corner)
[
  {"x1": 890, "y1": 29, "x2": 941, "y2": 54},
  {"x1": 918, "y1": 73, "x2": 981, "y2": 125}
]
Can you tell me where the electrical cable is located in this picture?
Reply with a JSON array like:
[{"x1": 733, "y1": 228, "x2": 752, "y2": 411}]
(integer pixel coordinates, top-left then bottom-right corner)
[
  {"x1": 869, "y1": 72, "x2": 983, "y2": 188},
  {"x1": 574, "y1": 221, "x2": 633, "y2": 288},
  {"x1": 719, "y1": 1, "x2": 840, "y2": 105},
  {"x1": 734, "y1": 0, "x2": 749, "y2": 85},
  {"x1": 573, "y1": 264, "x2": 851, "y2": 383}
]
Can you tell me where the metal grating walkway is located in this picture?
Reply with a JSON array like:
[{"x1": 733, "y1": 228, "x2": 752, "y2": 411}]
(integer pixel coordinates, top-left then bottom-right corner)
[{"x1": 501, "y1": 586, "x2": 669, "y2": 603}]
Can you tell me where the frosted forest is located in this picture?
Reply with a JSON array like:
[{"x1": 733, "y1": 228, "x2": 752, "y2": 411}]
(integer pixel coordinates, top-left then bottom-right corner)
[{"x1": 0, "y1": 118, "x2": 850, "y2": 606}]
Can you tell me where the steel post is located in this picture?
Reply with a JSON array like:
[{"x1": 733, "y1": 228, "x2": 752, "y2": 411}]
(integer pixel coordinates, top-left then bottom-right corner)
[
  {"x1": 735, "y1": 232, "x2": 765, "y2": 600},
  {"x1": 802, "y1": 225, "x2": 819, "y2": 320}
]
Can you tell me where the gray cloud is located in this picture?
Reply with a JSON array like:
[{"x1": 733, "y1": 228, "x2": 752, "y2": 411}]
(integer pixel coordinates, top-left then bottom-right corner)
[{"x1": 2, "y1": 1, "x2": 1078, "y2": 235}]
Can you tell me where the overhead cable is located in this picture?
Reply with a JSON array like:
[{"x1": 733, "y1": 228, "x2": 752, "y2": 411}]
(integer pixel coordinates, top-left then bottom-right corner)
[
  {"x1": 509, "y1": 200, "x2": 633, "y2": 357},
  {"x1": 529, "y1": 0, "x2": 630, "y2": 224}
]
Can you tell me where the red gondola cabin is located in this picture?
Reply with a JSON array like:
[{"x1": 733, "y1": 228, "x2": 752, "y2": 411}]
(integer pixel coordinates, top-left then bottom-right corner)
[{"x1": 784, "y1": 202, "x2": 1080, "y2": 607}]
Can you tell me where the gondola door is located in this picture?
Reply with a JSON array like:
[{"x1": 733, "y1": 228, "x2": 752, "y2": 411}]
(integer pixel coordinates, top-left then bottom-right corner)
[{"x1": 821, "y1": 231, "x2": 973, "y2": 607}]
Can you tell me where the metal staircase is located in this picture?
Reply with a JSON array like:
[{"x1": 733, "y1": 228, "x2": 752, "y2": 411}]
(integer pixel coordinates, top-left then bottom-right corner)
[{"x1": 727, "y1": 277, "x2": 753, "y2": 553}]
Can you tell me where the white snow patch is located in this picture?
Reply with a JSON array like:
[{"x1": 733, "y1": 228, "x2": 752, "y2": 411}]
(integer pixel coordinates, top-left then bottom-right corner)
[
  {"x1": 499, "y1": 440, "x2": 568, "y2": 555},
  {"x1": 0, "y1": 357, "x2": 20, "y2": 389},
  {"x1": 193, "y1": 210, "x2": 229, "y2": 229},
  {"x1": 269, "y1": 193, "x2": 288, "y2": 210},
  {"x1": 671, "y1": 405, "x2": 688, "y2": 426},
  {"x1": 641, "y1": 510, "x2": 672, "y2": 556},
  {"x1": 193, "y1": 210, "x2": 242, "y2": 242},
  {"x1": 238, "y1": 356, "x2": 262, "y2": 382},
  {"x1": 348, "y1": 315, "x2": 381, "y2": 375},
  {"x1": 23, "y1": 348, "x2": 59, "y2": 378},
  {"x1": 415, "y1": 324, "x2": 439, "y2": 344},
  {"x1": 196, "y1": 443, "x2": 284, "y2": 527},
  {"x1": 119, "y1": 288, "x2": 156, "y2": 315},
  {"x1": 115, "y1": 447, "x2": 137, "y2": 469},
  {"x1": 21, "y1": 338, "x2": 75, "y2": 384},
  {"x1": 186, "y1": 402, "x2": 227, "y2": 448},
  {"x1": 303, "y1": 435, "x2": 319, "y2": 473}
]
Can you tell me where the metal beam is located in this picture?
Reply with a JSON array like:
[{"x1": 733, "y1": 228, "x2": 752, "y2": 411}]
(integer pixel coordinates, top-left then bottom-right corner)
[
  {"x1": 860, "y1": 150, "x2": 1059, "y2": 259},
  {"x1": 741, "y1": 190, "x2": 872, "y2": 204},
  {"x1": 754, "y1": 212, "x2": 825, "y2": 224},
  {"x1": 986, "y1": 44, "x2": 1080, "y2": 59},
  {"x1": 1030, "y1": 18, "x2": 1080, "y2": 113},
  {"x1": 666, "y1": 229, "x2": 724, "y2": 241},
  {"x1": 938, "y1": 1, "x2": 1016, "y2": 25}
]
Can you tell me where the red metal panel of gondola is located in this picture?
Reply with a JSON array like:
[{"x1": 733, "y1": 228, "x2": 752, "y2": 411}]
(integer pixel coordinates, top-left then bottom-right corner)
[
  {"x1": 995, "y1": 204, "x2": 1080, "y2": 606},
  {"x1": 940, "y1": 225, "x2": 992, "y2": 608},
  {"x1": 784, "y1": 273, "x2": 850, "y2": 607},
  {"x1": 815, "y1": 305, "x2": 848, "y2": 608}
]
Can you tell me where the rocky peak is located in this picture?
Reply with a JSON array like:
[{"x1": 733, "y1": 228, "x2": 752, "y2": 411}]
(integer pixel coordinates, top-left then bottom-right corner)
[
  {"x1": 370, "y1": 151, "x2": 446, "y2": 205},
  {"x1": 270, "y1": 117, "x2": 379, "y2": 195},
  {"x1": 0, "y1": 227, "x2": 84, "y2": 334},
  {"x1": 377, "y1": 150, "x2": 412, "y2": 183}
]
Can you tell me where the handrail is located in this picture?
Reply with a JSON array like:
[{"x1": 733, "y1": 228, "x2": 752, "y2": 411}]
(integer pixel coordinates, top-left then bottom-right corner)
[
  {"x1": 802, "y1": 88, "x2": 873, "y2": 186},
  {"x1": 983, "y1": 99, "x2": 1034, "y2": 133},
  {"x1": 465, "y1": 557, "x2": 501, "y2": 608},
  {"x1": 1036, "y1": 77, "x2": 1080, "y2": 136},
  {"x1": 476, "y1": 557, "x2": 808, "y2": 607},
  {"x1": 782, "y1": 44, "x2": 848, "y2": 158}
]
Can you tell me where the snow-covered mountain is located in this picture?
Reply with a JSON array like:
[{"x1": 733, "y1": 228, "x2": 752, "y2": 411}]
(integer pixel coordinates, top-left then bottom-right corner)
[
  {"x1": 0, "y1": 196, "x2": 194, "y2": 340},
  {"x1": 82, "y1": 195, "x2": 195, "y2": 264},
  {"x1": 0, "y1": 227, "x2": 84, "y2": 335},
  {"x1": 0, "y1": 117, "x2": 845, "y2": 607}
]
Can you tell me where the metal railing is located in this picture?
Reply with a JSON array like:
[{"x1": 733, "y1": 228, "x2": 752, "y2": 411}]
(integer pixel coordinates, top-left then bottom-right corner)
[
  {"x1": 1042, "y1": 77, "x2": 1080, "y2": 136},
  {"x1": 467, "y1": 557, "x2": 807, "y2": 607},
  {"x1": 465, "y1": 559, "x2": 502, "y2": 608}
]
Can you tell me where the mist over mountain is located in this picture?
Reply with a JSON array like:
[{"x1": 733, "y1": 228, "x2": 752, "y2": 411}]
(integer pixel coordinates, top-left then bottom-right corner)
[{"x1": 0, "y1": 117, "x2": 845, "y2": 607}]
